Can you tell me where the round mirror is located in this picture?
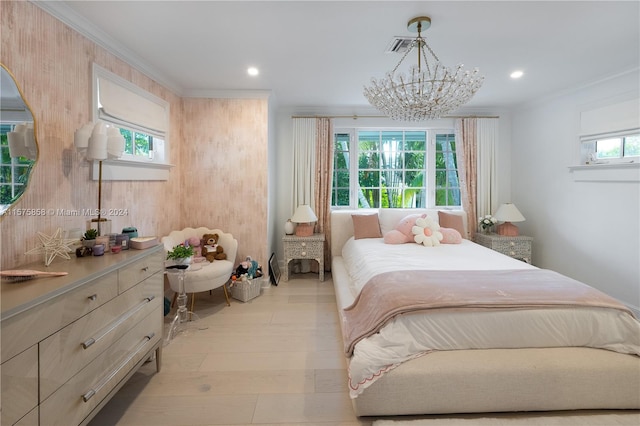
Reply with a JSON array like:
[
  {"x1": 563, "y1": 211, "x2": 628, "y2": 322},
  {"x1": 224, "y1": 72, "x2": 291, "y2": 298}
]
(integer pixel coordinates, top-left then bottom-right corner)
[{"x1": 0, "y1": 63, "x2": 38, "y2": 216}]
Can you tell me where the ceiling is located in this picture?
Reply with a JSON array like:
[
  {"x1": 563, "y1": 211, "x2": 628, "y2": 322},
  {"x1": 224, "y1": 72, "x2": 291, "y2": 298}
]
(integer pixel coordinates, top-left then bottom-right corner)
[{"x1": 39, "y1": 1, "x2": 640, "y2": 113}]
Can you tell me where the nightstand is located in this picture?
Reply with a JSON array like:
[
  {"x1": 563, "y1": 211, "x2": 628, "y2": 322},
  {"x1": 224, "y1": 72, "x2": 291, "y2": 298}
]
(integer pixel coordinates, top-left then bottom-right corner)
[
  {"x1": 282, "y1": 233, "x2": 325, "y2": 281},
  {"x1": 474, "y1": 232, "x2": 533, "y2": 264}
]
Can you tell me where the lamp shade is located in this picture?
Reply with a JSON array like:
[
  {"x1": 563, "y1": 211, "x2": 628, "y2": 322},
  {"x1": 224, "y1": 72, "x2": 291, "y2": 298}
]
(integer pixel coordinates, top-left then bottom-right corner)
[
  {"x1": 291, "y1": 204, "x2": 317, "y2": 237},
  {"x1": 86, "y1": 122, "x2": 108, "y2": 161},
  {"x1": 291, "y1": 205, "x2": 318, "y2": 223},
  {"x1": 8, "y1": 122, "x2": 37, "y2": 160},
  {"x1": 494, "y1": 203, "x2": 525, "y2": 223}
]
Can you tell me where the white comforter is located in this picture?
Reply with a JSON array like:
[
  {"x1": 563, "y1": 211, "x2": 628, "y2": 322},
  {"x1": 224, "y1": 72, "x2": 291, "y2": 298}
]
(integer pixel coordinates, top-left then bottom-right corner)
[{"x1": 341, "y1": 237, "x2": 640, "y2": 398}]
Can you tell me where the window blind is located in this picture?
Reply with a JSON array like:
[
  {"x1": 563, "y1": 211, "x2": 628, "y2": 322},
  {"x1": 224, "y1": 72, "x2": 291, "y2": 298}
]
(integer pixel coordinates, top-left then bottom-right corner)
[
  {"x1": 97, "y1": 75, "x2": 167, "y2": 137},
  {"x1": 580, "y1": 98, "x2": 639, "y2": 141}
]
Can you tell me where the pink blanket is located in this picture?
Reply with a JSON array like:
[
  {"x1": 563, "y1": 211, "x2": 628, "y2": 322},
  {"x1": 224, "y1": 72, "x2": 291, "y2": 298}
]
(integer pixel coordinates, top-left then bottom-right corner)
[{"x1": 342, "y1": 269, "x2": 635, "y2": 355}]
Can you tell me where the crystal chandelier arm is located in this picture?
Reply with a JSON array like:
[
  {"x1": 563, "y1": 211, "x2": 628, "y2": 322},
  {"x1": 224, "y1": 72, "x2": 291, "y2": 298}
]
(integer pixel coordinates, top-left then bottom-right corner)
[{"x1": 391, "y1": 40, "x2": 417, "y2": 74}]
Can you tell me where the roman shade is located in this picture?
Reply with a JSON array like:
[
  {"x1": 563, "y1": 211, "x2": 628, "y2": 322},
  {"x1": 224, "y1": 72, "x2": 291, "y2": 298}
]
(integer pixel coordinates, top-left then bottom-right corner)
[{"x1": 579, "y1": 98, "x2": 639, "y2": 141}]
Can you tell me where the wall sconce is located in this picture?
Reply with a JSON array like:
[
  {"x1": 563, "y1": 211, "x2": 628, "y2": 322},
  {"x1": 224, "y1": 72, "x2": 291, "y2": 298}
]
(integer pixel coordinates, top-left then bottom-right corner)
[
  {"x1": 291, "y1": 204, "x2": 318, "y2": 237},
  {"x1": 494, "y1": 203, "x2": 526, "y2": 236},
  {"x1": 7, "y1": 122, "x2": 37, "y2": 160},
  {"x1": 74, "y1": 122, "x2": 125, "y2": 235}
]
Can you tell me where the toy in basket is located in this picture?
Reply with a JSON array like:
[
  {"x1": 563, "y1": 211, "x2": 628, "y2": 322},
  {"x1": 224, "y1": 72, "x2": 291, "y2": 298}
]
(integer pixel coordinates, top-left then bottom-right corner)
[{"x1": 230, "y1": 256, "x2": 264, "y2": 302}]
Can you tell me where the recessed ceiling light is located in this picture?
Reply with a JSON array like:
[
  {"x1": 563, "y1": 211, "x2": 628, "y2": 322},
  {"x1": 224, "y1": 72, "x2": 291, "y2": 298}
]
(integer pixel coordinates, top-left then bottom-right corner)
[
  {"x1": 247, "y1": 67, "x2": 259, "y2": 76},
  {"x1": 510, "y1": 70, "x2": 524, "y2": 79}
]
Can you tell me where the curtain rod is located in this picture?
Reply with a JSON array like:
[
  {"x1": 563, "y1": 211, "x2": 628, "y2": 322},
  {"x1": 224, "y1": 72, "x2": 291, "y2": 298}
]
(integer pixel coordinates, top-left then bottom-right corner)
[{"x1": 290, "y1": 114, "x2": 500, "y2": 119}]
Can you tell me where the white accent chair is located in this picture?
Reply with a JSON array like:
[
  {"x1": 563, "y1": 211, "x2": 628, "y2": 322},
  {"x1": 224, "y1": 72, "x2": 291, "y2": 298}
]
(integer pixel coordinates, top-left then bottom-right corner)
[{"x1": 161, "y1": 227, "x2": 237, "y2": 311}]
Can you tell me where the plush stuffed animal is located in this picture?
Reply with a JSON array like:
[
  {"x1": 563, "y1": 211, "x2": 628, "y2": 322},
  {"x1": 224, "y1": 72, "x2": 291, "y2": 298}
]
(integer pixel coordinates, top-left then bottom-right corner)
[
  {"x1": 186, "y1": 236, "x2": 202, "y2": 257},
  {"x1": 202, "y1": 233, "x2": 227, "y2": 262},
  {"x1": 383, "y1": 213, "x2": 426, "y2": 244}
]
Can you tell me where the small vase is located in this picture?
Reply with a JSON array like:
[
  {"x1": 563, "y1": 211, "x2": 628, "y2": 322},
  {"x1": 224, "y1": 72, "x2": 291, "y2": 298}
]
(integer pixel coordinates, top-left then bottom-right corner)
[
  {"x1": 174, "y1": 257, "x2": 192, "y2": 265},
  {"x1": 284, "y1": 219, "x2": 295, "y2": 235}
]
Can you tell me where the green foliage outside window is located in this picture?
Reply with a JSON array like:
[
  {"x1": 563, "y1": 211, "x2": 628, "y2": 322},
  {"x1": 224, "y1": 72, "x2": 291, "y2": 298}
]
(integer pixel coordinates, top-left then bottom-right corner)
[
  {"x1": 0, "y1": 125, "x2": 33, "y2": 207},
  {"x1": 332, "y1": 130, "x2": 460, "y2": 209},
  {"x1": 119, "y1": 128, "x2": 153, "y2": 157}
]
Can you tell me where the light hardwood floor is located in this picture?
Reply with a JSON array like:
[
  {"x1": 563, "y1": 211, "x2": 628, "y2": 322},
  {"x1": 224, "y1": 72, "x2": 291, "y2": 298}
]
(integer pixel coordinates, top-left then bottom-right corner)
[
  {"x1": 88, "y1": 273, "x2": 372, "y2": 425},
  {"x1": 88, "y1": 273, "x2": 639, "y2": 426}
]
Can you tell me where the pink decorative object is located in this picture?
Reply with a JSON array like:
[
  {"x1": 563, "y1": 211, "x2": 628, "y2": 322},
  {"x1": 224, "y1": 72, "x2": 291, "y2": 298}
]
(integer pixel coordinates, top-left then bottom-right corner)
[
  {"x1": 440, "y1": 227, "x2": 462, "y2": 244},
  {"x1": 187, "y1": 236, "x2": 201, "y2": 256},
  {"x1": 383, "y1": 213, "x2": 426, "y2": 244}
]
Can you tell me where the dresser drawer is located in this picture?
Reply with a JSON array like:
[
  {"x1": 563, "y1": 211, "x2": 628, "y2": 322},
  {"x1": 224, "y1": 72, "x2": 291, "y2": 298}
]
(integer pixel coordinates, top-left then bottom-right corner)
[
  {"x1": 1, "y1": 271, "x2": 118, "y2": 362},
  {"x1": 1, "y1": 345, "x2": 38, "y2": 426},
  {"x1": 39, "y1": 306, "x2": 162, "y2": 426},
  {"x1": 39, "y1": 272, "x2": 162, "y2": 401},
  {"x1": 118, "y1": 250, "x2": 164, "y2": 293},
  {"x1": 299, "y1": 241, "x2": 323, "y2": 258}
]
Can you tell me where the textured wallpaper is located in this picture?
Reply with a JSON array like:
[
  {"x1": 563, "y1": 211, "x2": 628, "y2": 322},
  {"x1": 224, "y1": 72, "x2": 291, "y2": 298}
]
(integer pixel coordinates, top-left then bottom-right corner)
[{"x1": 0, "y1": 1, "x2": 268, "y2": 269}]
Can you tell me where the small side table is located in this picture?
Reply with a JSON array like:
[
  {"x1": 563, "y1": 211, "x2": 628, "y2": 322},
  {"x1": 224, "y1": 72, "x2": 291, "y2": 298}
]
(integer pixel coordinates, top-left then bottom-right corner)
[
  {"x1": 474, "y1": 232, "x2": 533, "y2": 264},
  {"x1": 283, "y1": 233, "x2": 325, "y2": 281}
]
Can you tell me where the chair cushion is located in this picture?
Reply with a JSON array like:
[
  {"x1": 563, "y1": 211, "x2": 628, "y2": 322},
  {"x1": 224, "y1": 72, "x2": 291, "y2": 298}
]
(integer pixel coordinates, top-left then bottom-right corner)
[
  {"x1": 162, "y1": 227, "x2": 238, "y2": 295},
  {"x1": 166, "y1": 260, "x2": 233, "y2": 293}
]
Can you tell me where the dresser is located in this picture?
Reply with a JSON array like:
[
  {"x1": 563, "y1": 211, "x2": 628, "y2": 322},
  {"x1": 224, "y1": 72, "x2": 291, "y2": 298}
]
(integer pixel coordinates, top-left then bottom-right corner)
[
  {"x1": 474, "y1": 232, "x2": 533, "y2": 264},
  {"x1": 0, "y1": 245, "x2": 164, "y2": 426},
  {"x1": 282, "y1": 234, "x2": 325, "y2": 282}
]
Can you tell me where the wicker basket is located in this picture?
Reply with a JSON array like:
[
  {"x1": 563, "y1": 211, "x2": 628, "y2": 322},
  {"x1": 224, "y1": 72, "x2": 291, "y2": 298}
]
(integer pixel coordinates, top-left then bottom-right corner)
[{"x1": 231, "y1": 278, "x2": 261, "y2": 302}]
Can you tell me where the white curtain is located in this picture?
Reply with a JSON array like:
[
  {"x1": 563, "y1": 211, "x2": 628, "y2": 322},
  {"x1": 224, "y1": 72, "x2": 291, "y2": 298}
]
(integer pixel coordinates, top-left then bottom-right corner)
[
  {"x1": 476, "y1": 118, "x2": 499, "y2": 217},
  {"x1": 292, "y1": 118, "x2": 317, "y2": 213}
]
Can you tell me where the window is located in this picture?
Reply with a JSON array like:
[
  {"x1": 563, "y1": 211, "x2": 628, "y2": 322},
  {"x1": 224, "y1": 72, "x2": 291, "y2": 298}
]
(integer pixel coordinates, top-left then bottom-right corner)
[
  {"x1": 119, "y1": 128, "x2": 163, "y2": 162},
  {"x1": 0, "y1": 124, "x2": 34, "y2": 210},
  {"x1": 579, "y1": 97, "x2": 639, "y2": 166},
  {"x1": 332, "y1": 129, "x2": 460, "y2": 209},
  {"x1": 581, "y1": 131, "x2": 640, "y2": 164},
  {"x1": 92, "y1": 64, "x2": 170, "y2": 180}
]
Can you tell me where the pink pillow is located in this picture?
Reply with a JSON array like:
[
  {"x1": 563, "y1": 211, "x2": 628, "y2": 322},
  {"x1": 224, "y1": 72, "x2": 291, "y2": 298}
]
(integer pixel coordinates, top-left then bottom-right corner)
[
  {"x1": 438, "y1": 211, "x2": 466, "y2": 238},
  {"x1": 352, "y1": 214, "x2": 382, "y2": 239},
  {"x1": 440, "y1": 227, "x2": 462, "y2": 244},
  {"x1": 383, "y1": 213, "x2": 426, "y2": 244}
]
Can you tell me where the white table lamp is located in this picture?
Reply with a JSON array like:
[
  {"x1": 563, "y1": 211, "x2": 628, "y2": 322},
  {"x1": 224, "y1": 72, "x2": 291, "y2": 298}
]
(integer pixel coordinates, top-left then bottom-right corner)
[
  {"x1": 291, "y1": 204, "x2": 318, "y2": 237},
  {"x1": 494, "y1": 203, "x2": 525, "y2": 236}
]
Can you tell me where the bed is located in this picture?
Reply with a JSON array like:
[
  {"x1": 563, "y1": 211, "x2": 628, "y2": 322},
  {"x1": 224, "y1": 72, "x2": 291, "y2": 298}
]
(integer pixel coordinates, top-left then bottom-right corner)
[{"x1": 330, "y1": 209, "x2": 640, "y2": 416}]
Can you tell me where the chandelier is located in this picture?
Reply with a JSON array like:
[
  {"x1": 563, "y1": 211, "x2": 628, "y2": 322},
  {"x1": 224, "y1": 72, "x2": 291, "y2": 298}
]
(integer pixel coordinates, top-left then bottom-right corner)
[{"x1": 363, "y1": 16, "x2": 484, "y2": 121}]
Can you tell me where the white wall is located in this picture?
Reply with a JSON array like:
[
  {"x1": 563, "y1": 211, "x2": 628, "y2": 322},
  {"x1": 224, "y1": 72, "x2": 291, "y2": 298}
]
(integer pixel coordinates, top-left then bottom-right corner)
[{"x1": 511, "y1": 70, "x2": 640, "y2": 309}]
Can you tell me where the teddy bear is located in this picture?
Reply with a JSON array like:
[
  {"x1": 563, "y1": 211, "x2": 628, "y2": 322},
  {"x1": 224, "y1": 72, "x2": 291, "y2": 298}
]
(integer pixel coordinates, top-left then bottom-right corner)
[{"x1": 201, "y1": 233, "x2": 227, "y2": 262}]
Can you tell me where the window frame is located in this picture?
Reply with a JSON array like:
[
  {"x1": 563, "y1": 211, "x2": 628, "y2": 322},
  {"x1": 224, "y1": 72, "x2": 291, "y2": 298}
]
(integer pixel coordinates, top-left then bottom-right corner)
[
  {"x1": 91, "y1": 64, "x2": 172, "y2": 181},
  {"x1": 580, "y1": 129, "x2": 640, "y2": 165},
  {"x1": 332, "y1": 127, "x2": 461, "y2": 210},
  {"x1": 0, "y1": 123, "x2": 34, "y2": 211}
]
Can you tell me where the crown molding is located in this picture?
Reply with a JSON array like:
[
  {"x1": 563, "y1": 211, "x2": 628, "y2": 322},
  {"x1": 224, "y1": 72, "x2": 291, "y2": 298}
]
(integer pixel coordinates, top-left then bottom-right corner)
[
  {"x1": 31, "y1": 0, "x2": 184, "y2": 96},
  {"x1": 182, "y1": 89, "x2": 273, "y2": 100}
]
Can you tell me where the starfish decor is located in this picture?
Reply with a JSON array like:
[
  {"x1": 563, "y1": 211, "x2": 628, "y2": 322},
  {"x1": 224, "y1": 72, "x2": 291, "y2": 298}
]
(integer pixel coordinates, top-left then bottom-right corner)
[{"x1": 25, "y1": 227, "x2": 76, "y2": 266}]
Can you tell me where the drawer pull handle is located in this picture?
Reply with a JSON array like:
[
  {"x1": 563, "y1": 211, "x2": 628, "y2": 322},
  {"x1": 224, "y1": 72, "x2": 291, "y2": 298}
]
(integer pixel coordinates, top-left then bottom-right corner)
[
  {"x1": 81, "y1": 296, "x2": 156, "y2": 350},
  {"x1": 82, "y1": 332, "x2": 155, "y2": 402},
  {"x1": 301, "y1": 251, "x2": 306, "y2": 256},
  {"x1": 87, "y1": 294, "x2": 97, "y2": 301},
  {"x1": 141, "y1": 266, "x2": 149, "y2": 272}
]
